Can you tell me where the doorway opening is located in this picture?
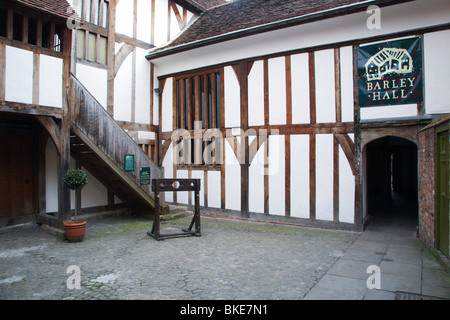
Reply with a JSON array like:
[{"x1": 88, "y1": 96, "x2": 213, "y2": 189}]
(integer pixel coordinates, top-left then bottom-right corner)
[{"x1": 365, "y1": 136, "x2": 418, "y2": 228}]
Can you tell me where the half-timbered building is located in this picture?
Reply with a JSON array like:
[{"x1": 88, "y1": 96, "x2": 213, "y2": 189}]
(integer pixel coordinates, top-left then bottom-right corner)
[{"x1": 0, "y1": 0, "x2": 449, "y2": 256}]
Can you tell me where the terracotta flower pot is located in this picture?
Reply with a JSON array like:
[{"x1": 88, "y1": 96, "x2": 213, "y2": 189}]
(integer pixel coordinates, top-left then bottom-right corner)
[{"x1": 64, "y1": 221, "x2": 87, "y2": 242}]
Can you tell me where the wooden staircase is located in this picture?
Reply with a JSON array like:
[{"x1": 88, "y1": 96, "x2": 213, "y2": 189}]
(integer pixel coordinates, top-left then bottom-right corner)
[{"x1": 69, "y1": 74, "x2": 166, "y2": 215}]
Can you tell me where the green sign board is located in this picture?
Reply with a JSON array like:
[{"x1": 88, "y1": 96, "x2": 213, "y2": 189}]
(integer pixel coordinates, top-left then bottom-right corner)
[
  {"x1": 357, "y1": 37, "x2": 423, "y2": 108},
  {"x1": 139, "y1": 167, "x2": 151, "y2": 185},
  {"x1": 124, "y1": 154, "x2": 134, "y2": 172}
]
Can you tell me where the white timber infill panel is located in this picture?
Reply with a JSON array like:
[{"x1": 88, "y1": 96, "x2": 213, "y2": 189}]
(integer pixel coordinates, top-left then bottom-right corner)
[
  {"x1": 154, "y1": 0, "x2": 169, "y2": 46},
  {"x1": 116, "y1": 0, "x2": 134, "y2": 38},
  {"x1": 249, "y1": 136, "x2": 264, "y2": 214},
  {"x1": 225, "y1": 136, "x2": 241, "y2": 211},
  {"x1": 224, "y1": 66, "x2": 240, "y2": 128},
  {"x1": 114, "y1": 50, "x2": 133, "y2": 121},
  {"x1": 315, "y1": 134, "x2": 334, "y2": 221},
  {"x1": 248, "y1": 60, "x2": 264, "y2": 127},
  {"x1": 424, "y1": 29, "x2": 450, "y2": 115},
  {"x1": 76, "y1": 63, "x2": 108, "y2": 108},
  {"x1": 290, "y1": 134, "x2": 310, "y2": 219},
  {"x1": 135, "y1": 48, "x2": 151, "y2": 124},
  {"x1": 81, "y1": 166, "x2": 109, "y2": 208},
  {"x1": 268, "y1": 134, "x2": 285, "y2": 216},
  {"x1": 5, "y1": 46, "x2": 33, "y2": 104},
  {"x1": 340, "y1": 46, "x2": 354, "y2": 123},
  {"x1": 161, "y1": 77, "x2": 173, "y2": 132},
  {"x1": 339, "y1": 133, "x2": 355, "y2": 223},
  {"x1": 268, "y1": 57, "x2": 286, "y2": 125},
  {"x1": 39, "y1": 54, "x2": 63, "y2": 108},
  {"x1": 151, "y1": 0, "x2": 450, "y2": 77},
  {"x1": 315, "y1": 49, "x2": 336, "y2": 124},
  {"x1": 291, "y1": 53, "x2": 310, "y2": 124},
  {"x1": 207, "y1": 170, "x2": 221, "y2": 209},
  {"x1": 137, "y1": 0, "x2": 152, "y2": 43}
]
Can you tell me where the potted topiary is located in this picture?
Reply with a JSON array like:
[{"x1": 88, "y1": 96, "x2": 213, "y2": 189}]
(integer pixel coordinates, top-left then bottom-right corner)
[{"x1": 63, "y1": 169, "x2": 88, "y2": 242}]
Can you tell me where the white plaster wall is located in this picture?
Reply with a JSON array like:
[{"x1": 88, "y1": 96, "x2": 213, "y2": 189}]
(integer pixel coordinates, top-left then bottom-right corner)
[
  {"x1": 315, "y1": 134, "x2": 334, "y2": 221},
  {"x1": 154, "y1": 0, "x2": 169, "y2": 46},
  {"x1": 116, "y1": 0, "x2": 134, "y2": 37},
  {"x1": 207, "y1": 170, "x2": 221, "y2": 209},
  {"x1": 424, "y1": 29, "x2": 450, "y2": 115},
  {"x1": 114, "y1": 54, "x2": 133, "y2": 121},
  {"x1": 315, "y1": 49, "x2": 336, "y2": 123},
  {"x1": 224, "y1": 66, "x2": 240, "y2": 128},
  {"x1": 225, "y1": 137, "x2": 240, "y2": 211},
  {"x1": 291, "y1": 53, "x2": 310, "y2": 124},
  {"x1": 45, "y1": 139, "x2": 59, "y2": 213},
  {"x1": 290, "y1": 134, "x2": 310, "y2": 219},
  {"x1": 76, "y1": 63, "x2": 108, "y2": 108},
  {"x1": 340, "y1": 46, "x2": 354, "y2": 123},
  {"x1": 135, "y1": 48, "x2": 151, "y2": 124},
  {"x1": 161, "y1": 77, "x2": 173, "y2": 132},
  {"x1": 248, "y1": 60, "x2": 264, "y2": 127},
  {"x1": 249, "y1": 136, "x2": 264, "y2": 214},
  {"x1": 5, "y1": 46, "x2": 33, "y2": 104},
  {"x1": 268, "y1": 134, "x2": 285, "y2": 216},
  {"x1": 360, "y1": 104, "x2": 417, "y2": 120},
  {"x1": 137, "y1": 0, "x2": 152, "y2": 43},
  {"x1": 39, "y1": 54, "x2": 63, "y2": 108},
  {"x1": 339, "y1": 134, "x2": 355, "y2": 223},
  {"x1": 268, "y1": 57, "x2": 286, "y2": 125},
  {"x1": 81, "y1": 166, "x2": 108, "y2": 208}
]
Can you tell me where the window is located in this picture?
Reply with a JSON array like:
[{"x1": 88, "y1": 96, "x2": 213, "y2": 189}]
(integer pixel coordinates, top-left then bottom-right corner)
[
  {"x1": 76, "y1": 30, "x2": 107, "y2": 64},
  {"x1": 78, "y1": 0, "x2": 108, "y2": 28},
  {"x1": 0, "y1": 5, "x2": 64, "y2": 53},
  {"x1": 173, "y1": 69, "x2": 224, "y2": 167}
]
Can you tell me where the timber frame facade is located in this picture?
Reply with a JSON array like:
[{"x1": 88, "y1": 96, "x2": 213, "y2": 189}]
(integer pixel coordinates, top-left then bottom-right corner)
[{"x1": 0, "y1": 0, "x2": 449, "y2": 255}]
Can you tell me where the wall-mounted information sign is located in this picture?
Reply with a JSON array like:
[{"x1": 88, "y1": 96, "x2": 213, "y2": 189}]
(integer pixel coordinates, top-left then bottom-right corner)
[
  {"x1": 140, "y1": 167, "x2": 151, "y2": 185},
  {"x1": 124, "y1": 154, "x2": 134, "y2": 172},
  {"x1": 357, "y1": 37, "x2": 423, "y2": 107}
]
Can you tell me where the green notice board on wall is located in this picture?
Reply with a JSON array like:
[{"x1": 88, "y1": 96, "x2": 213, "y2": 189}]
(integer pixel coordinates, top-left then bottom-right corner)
[
  {"x1": 140, "y1": 167, "x2": 151, "y2": 185},
  {"x1": 124, "y1": 154, "x2": 134, "y2": 171}
]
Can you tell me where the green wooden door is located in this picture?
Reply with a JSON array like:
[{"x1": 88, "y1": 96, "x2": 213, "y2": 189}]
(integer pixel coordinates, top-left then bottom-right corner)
[{"x1": 436, "y1": 124, "x2": 449, "y2": 257}]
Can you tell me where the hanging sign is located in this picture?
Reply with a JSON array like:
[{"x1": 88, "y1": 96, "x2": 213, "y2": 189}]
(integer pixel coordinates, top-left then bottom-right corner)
[
  {"x1": 139, "y1": 167, "x2": 151, "y2": 185},
  {"x1": 124, "y1": 154, "x2": 135, "y2": 172},
  {"x1": 357, "y1": 37, "x2": 423, "y2": 107}
]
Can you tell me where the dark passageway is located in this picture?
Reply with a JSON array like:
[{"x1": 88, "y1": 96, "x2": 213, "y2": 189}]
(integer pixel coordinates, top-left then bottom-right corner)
[{"x1": 365, "y1": 136, "x2": 418, "y2": 231}]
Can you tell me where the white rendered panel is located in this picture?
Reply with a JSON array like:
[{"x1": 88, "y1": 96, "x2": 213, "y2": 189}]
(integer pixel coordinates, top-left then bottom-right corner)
[
  {"x1": 39, "y1": 55, "x2": 63, "y2": 108},
  {"x1": 248, "y1": 60, "x2": 264, "y2": 127},
  {"x1": 268, "y1": 134, "x2": 285, "y2": 216},
  {"x1": 224, "y1": 66, "x2": 240, "y2": 128},
  {"x1": 163, "y1": 143, "x2": 174, "y2": 202},
  {"x1": 339, "y1": 137, "x2": 355, "y2": 223},
  {"x1": 135, "y1": 48, "x2": 151, "y2": 124},
  {"x1": 291, "y1": 53, "x2": 310, "y2": 124},
  {"x1": 154, "y1": 0, "x2": 169, "y2": 46},
  {"x1": 208, "y1": 170, "x2": 221, "y2": 209},
  {"x1": 191, "y1": 170, "x2": 204, "y2": 207},
  {"x1": 249, "y1": 136, "x2": 264, "y2": 214},
  {"x1": 76, "y1": 63, "x2": 108, "y2": 108},
  {"x1": 161, "y1": 78, "x2": 173, "y2": 132},
  {"x1": 268, "y1": 57, "x2": 286, "y2": 125},
  {"x1": 116, "y1": 0, "x2": 133, "y2": 37},
  {"x1": 5, "y1": 46, "x2": 33, "y2": 104},
  {"x1": 315, "y1": 49, "x2": 336, "y2": 123},
  {"x1": 315, "y1": 134, "x2": 334, "y2": 221},
  {"x1": 137, "y1": 0, "x2": 151, "y2": 43},
  {"x1": 340, "y1": 46, "x2": 354, "y2": 122},
  {"x1": 225, "y1": 136, "x2": 240, "y2": 211},
  {"x1": 81, "y1": 166, "x2": 108, "y2": 208},
  {"x1": 113, "y1": 54, "x2": 132, "y2": 120},
  {"x1": 424, "y1": 30, "x2": 450, "y2": 115},
  {"x1": 45, "y1": 139, "x2": 59, "y2": 213},
  {"x1": 290, "y1": 134, "x2": 310, "y2": 219}
]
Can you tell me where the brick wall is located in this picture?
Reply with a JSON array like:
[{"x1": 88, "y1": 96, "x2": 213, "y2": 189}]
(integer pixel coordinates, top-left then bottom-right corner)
[{"x1": 418, "y1": 127, "x2": 435, "y2": 248}]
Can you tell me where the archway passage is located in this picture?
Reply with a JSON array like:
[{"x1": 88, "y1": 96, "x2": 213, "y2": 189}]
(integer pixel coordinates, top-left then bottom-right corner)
[{"x1": 365, "y1": 136, "x2": 418, "y2": 228}]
